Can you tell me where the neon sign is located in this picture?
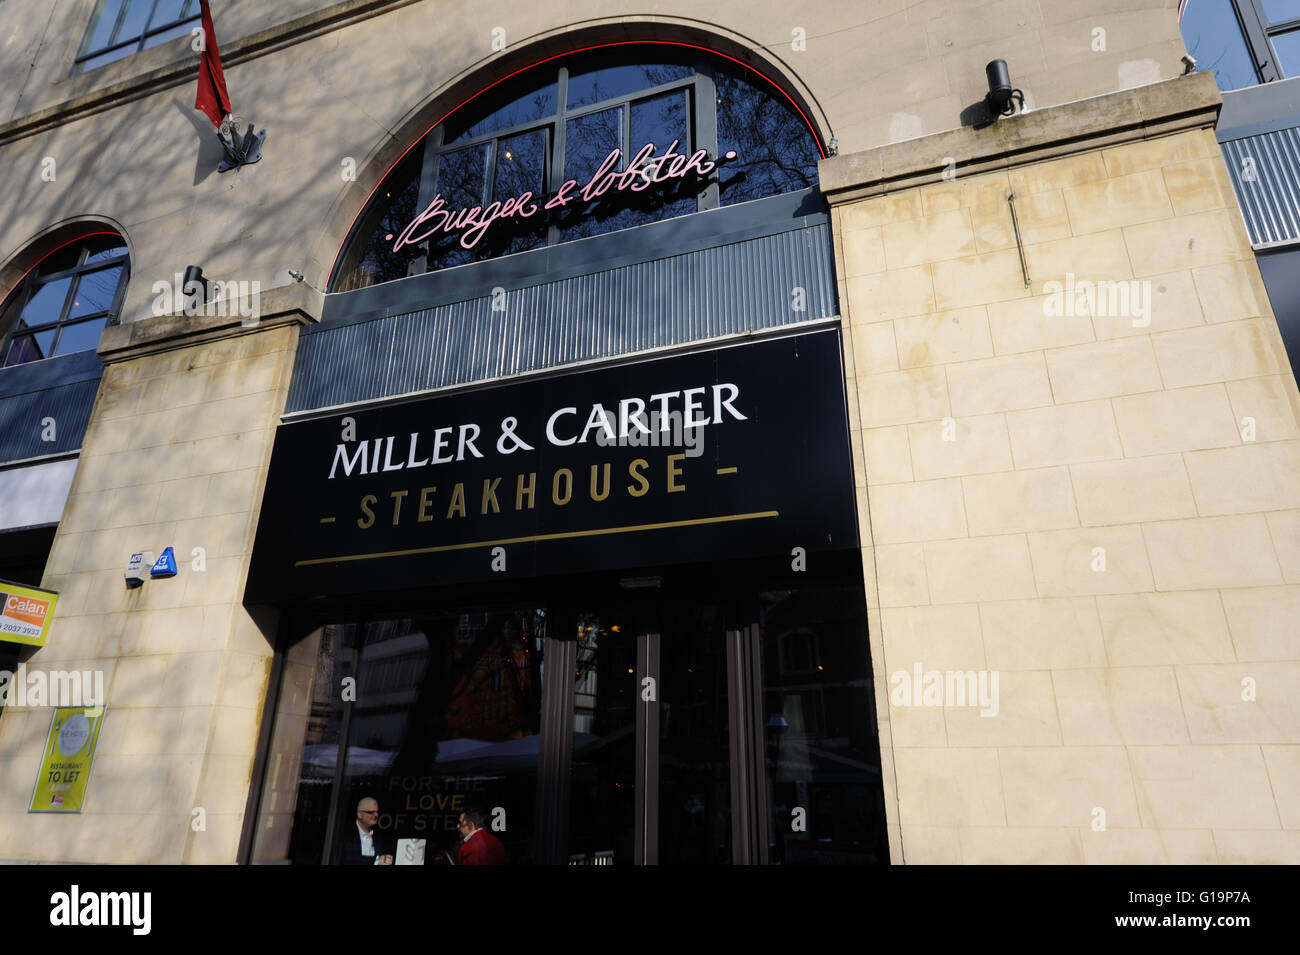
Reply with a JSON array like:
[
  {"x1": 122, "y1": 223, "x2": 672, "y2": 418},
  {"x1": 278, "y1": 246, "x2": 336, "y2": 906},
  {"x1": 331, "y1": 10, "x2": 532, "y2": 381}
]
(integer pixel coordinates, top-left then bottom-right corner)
[{"x1": 386, "y1": 140, "x2": 737, "y2": 253}]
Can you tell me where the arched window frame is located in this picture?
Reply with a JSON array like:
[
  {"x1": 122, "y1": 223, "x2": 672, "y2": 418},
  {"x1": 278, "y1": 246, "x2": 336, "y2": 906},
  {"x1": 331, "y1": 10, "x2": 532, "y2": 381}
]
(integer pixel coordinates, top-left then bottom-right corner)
[
  {"x1": 0, "y1": 234, "x2": 131, "y2": 369},
  {"x1": 333, "y1": 43, "x2": 826, "y2": 291}
]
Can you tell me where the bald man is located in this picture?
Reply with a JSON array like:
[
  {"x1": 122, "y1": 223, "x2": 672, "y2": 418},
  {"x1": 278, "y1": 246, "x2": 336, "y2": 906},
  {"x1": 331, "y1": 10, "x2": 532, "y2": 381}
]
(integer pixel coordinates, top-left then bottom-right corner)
[{"x1": 340, "y1": 796, "x2": 394, "y2": 865}]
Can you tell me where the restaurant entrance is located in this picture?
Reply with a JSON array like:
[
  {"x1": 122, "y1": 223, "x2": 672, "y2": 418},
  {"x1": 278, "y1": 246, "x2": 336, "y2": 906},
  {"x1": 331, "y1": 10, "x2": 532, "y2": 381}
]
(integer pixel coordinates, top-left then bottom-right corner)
[{"x1": 245, "y1": 550, "x2": 887, "y2": 865}]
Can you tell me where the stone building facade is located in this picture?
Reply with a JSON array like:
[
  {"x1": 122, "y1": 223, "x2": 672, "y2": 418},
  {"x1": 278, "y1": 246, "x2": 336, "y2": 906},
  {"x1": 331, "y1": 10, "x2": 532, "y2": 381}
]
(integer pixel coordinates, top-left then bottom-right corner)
[{"x1": 0, "y1": 0, "x2": 1295, "y2": 864}]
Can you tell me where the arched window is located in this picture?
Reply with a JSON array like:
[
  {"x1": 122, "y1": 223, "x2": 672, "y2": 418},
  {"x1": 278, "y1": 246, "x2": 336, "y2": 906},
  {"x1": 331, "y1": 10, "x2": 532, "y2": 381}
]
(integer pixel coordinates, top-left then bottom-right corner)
[
  {"x1": 0, "y1": 233, "x2": 130, "y2": 368},
  {"x1": 333, "y1": 44, "x2": 825, "y2": 291}
]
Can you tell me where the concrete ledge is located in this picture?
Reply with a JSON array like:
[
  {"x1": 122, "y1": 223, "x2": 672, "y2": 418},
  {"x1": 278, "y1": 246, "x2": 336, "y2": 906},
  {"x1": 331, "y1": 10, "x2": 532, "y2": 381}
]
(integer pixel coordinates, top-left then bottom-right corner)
[
  {"x1": 818, "y1": 72, "x2": 1222, "y2": 204},
  {"x1": 97, "y1": 282, "x2": 322, "y2": 364}
]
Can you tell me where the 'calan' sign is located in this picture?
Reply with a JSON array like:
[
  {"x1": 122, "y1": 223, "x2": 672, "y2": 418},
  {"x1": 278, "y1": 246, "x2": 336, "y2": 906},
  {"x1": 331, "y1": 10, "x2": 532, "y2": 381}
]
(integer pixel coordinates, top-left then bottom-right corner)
[{"x1": 386, "y1": 139, "x2": 737, "y2": 253}]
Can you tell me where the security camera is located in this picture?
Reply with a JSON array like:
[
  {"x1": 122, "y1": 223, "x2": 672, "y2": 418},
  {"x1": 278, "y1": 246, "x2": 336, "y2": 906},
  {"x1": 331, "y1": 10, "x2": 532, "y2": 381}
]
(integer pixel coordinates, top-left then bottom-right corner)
[
  {"x1": 288, "y1": 269, "x2": 305, "y2": 283},
  {"x1": 985, "y1": 60, "x2": 1025, "y2": 118},
  {"x1": 1182, "y1": 54, "x2": 1197, "y2": 75}
]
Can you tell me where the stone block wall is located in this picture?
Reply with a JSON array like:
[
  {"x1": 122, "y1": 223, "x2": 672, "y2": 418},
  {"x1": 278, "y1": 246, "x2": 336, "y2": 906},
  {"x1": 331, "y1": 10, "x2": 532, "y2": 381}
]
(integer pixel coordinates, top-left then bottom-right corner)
[
  {"x1": 0, "y1": 320, "x2": 297, "y2": 863},
  {"x1": 833, "y1": 113, "x2": 1300, "y2": 863}
]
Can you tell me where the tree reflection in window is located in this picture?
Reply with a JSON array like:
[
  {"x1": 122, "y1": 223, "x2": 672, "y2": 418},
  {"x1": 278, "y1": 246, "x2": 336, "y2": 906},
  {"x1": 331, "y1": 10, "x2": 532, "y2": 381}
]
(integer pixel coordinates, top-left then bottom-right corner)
[{"x1": 334, "y1": 45, "x2": 824, "y2": 290}]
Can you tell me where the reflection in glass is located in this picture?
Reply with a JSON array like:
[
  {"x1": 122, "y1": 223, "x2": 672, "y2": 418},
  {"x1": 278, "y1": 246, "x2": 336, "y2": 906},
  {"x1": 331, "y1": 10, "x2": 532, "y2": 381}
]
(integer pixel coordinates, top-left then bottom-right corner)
[
  {"x1": 657, "y1": 607, "x2": 731, "y2": 865},
  {"x1": 426, "y1": 144, "x2": 492, "y2": 269},
  {"x1": 567, "y1": 62, "x2": 693, "y2": 109},
  {"x1": 250, "y1": 623, "x2": 357, "y2": 864},
  {"x1": 759, "y1": 583, "x2": 888, "y2": 864},
  {"x1": 1179, "y1": 3, "x2": 1259, "y2": 90},
  {"x1": 85, "y1": 0, "x2": 124, "y2": 52},
  {"x1": 716, "y1": 69, "x2": 820, "y2": 206},
  {"x1": 486, "y1": 129, "x2": 549, "y2": 258},
  {"x1": 559, "y1": 108, "x2": 624, "y2": 242},
  {"x1": 19, "y1": 278, "x2": 72, "y2": 327},
  {"x1": 68, "y1": 267, "x2": 124, "y2": 318},
  {"x1": 568, "y1": 616, "x2": 636, "y2": 864},
  {"x1": 53, "y1": 318, "x2": 109, "y2": 357},
  {"x1": 1263, "y1": 0, "x2": 1300, "y2": 24},
  {"x1": 4, "y1": 329, "x2": 56, "y2": 367},
  {"x1": 449, "y1": 86, "x2": 557, "y2": 142},
  {"x1": 333, "y1": 49, "x2": 827, "y2": 290},
  {"x1": 1272, "y1": 29, "x2": 1300, "y2": 78},
  {"x1": 149, "y1": 0, "x2": 188, "y2": 28}
]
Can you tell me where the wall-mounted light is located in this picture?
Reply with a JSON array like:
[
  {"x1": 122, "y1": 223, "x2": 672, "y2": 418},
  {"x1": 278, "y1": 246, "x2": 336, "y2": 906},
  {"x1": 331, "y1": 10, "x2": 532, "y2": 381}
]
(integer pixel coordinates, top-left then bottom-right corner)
[{"x1": 985, "y1": 60, "x2": 1025, "y2": 118}]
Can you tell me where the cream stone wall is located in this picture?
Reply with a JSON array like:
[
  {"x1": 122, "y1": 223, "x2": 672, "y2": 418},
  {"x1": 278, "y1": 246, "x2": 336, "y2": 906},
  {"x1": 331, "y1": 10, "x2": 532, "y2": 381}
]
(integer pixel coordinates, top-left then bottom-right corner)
[
  {"x1": 836, "y1": 126, "x2": 1300, "y2": 864},
  {"x1": 0, "y1": 322, "x2": 296, "y2": 863}
]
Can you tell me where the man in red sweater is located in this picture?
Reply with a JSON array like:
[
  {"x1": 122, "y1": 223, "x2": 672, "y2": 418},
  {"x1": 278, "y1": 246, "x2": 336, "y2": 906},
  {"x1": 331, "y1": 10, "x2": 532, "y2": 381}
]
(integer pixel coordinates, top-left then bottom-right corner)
[{"x1": 456, "y1": 806, "x2": 506, "y2": 865}]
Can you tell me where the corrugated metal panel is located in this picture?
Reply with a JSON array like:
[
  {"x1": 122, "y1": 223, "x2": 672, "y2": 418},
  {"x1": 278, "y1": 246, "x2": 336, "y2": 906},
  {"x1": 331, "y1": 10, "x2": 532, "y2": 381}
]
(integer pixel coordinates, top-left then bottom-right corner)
[
  {"x1": 287, "y1": 222, "x2": 837, "y2": 413},
  {"x1": 1222, "y1": 129, "x2": 1300, "y2": 247},
  {"x1": 0, "y1": 378, "x2": 97, "y2": 464}
]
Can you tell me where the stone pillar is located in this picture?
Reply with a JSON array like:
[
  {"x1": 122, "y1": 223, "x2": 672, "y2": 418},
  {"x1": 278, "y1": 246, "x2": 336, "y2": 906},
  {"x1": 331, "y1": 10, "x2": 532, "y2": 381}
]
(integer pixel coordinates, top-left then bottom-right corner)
[
  {"x1": 821, "y1": 71, "x2": 1300, "y2": 864},
  {"x1": 0, "y1": 284, "x2": 318, "y2": 863}
]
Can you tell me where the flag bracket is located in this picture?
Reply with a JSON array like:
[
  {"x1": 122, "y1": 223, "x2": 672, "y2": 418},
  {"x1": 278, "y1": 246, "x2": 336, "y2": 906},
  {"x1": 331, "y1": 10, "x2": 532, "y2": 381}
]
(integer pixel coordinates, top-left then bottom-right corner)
[{"x1": 216, "y1": 116, "x2": 265, "y2": 173}]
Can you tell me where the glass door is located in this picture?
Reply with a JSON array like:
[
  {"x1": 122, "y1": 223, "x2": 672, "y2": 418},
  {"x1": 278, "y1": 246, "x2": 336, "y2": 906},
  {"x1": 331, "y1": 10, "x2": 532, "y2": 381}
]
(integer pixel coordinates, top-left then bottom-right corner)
[{"x1": 561, "y1": 593, "x2": 738, "y2": 864}]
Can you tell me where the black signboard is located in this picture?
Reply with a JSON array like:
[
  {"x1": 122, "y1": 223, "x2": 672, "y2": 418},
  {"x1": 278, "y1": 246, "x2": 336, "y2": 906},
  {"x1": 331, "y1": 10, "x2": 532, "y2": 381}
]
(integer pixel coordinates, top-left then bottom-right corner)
[{"x1": 245, "y1": 328, "x2": 857, "y2": 603}]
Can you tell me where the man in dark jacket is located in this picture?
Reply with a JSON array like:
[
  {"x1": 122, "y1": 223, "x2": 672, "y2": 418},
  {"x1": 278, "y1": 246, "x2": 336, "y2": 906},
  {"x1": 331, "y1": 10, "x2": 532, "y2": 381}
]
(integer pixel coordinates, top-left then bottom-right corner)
[{"x1": 340, "y1": 796, "x2": 394, "y2": 865}]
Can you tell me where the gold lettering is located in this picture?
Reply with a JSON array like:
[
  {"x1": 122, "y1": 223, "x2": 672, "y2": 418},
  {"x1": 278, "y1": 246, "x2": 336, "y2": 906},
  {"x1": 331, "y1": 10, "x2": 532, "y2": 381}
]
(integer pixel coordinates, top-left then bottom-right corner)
[
  {"x1": 446, "y1": 482, "x2": 467, "y2": 518},
  {"x1": 590, "y1": 462, "x2": 611, "y2": 501},
  {"x1": 552, "y1": 468, "x2": 573, "y2": 506},
  {"x1": 667, "y1": 453, "x2": 685, "y2": 493},
  {"x1": 358, "y1": 493, "x2": 377, "y2": 529},
  {"x1": 417, "y1": 486, "x2": 437, "y2": 522},
  {"x1": 481, "y1": 477, "x2": 501, "y2": 515},
  {"x1": 390, "y1": 489, "x2": 408, "y2": 525},
  {"x1": 516, "y1": 472, "x2": 536, "y2": 510},
  {"x1": 628, "y1": 458, "x2": 650, "y2": 497}
]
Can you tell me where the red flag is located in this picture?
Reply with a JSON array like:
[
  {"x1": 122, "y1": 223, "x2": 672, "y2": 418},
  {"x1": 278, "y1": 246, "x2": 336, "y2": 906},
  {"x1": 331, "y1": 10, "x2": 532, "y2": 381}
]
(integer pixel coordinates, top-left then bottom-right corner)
[{"x1": 195, "y1": 0, "x2": 232, "y2": 128}]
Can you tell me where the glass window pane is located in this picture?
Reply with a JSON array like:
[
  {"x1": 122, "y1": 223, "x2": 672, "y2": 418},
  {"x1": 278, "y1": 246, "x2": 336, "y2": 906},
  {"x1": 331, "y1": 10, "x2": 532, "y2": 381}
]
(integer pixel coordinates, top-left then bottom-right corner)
[
  {"x1": 4, "y1": 329, "x2": 56, "y2": 367},
  {"x1": 1273, "y1": 29, "x2": 1300, "y2": 77},
  {"x1": 19, "y1": 277, "x2": 72, "y2": 327},
  {"x1": 148, "y1": 0, "x2": 186, "y2": 27},
  {"x1": 85, "y1": 0, "x2": 126, "y2": 52},
  {"x1": 1179, "y1": 3, "x2": 1259, "y2": 90},
  {"x1": 760, "y1": 582, "x2": 889, "y2": 864},
  {"x1": 566, "y1": 63, "x2": 694, "y2": 109},
  {"x1": 448, "y1": 86, "x2": 556, "y2": 142},
  {"x1": 558, "y1": 107, "x2": 623, "y2": 242},
  {"x1": 484, "y1": 129, "x2": 548, "y2": 257},
  {"x1": 425, "y1": 144, "x2": 491, "y2": 269},
  {"x1": 627, "y1": 91, "x2": 697, "y2": 225},
  {"x1": 333, "y1": 612, "x2": 543, "y2": 865},
  {"x1": 115, "y1": 0, "x2": 154, "y2": 45},
  {"x1": 142, "y1": 21, "x2": 196, "y2": 49},
  {"x1": 716, "y1": 70, "x2": 821, "y2": 206},
  {"x1": 1263, "y1": 0, "x2": 1300, "y2": 24},
  {"x1": 80, "y1": 47, "x2": 133, "y2": 72},
  {"x1": 68, "y1": 266, "x2": 124, "y2": 319},
  {"x1": 52, "y1": 318, "x2": 109, "y2": 356},
  {"x1": 85, "y1": 239, "x2": 129, "y2": 265}
]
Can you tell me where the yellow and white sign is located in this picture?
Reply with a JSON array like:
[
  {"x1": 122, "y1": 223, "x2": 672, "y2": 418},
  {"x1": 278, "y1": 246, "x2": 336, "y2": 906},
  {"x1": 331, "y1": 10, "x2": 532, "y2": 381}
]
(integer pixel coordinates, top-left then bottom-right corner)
[
  {"x1": 30, "y1": 707, "x2": 106, "y2": 813},
  {"x1": 0, "y1": 580, "x2": 58, "y2": 648}
]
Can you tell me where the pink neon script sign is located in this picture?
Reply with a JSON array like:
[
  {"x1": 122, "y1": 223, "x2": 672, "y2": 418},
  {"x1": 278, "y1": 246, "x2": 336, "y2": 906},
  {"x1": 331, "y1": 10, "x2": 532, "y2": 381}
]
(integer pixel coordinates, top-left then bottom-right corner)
[{"x1": 386, "y1": 140, "x2": 738, "y2": 252}]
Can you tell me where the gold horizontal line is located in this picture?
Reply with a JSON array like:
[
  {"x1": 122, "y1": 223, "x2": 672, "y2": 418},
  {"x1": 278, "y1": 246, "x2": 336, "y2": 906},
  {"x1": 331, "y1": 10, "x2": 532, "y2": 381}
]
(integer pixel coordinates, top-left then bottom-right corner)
[
  {"x1": 319, "y1": 517, "x2": 336, "y2": 524},
  {"x1": 716, "y1": 467, "x2": 737, "y2": 475},
  {"x1": 296, "y1": 510, "x2": 780, "y2": 567}
]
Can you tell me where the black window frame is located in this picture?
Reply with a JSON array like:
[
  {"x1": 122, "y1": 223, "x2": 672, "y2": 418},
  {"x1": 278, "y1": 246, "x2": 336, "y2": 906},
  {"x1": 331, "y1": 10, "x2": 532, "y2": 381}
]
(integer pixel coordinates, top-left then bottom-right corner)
[
  {"x1": 0, "y1": 238, "x2": 131, "y2": 370},
  {"x1": 74, "y1": 0, "x2": 202, "y2": 73}
]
